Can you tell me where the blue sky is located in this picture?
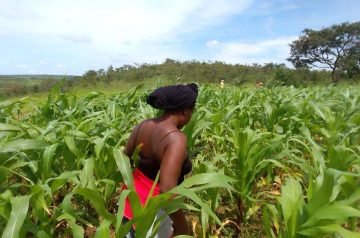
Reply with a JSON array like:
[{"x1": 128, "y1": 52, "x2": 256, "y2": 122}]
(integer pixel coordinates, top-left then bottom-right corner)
[{"x1": 0, "y1": 0, "x2": 359, "y2": 75}]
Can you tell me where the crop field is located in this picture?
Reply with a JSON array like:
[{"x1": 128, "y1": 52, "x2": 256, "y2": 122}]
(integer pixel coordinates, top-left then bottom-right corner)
[{"x1": 0, "y1": 84, "x2": 359, "y2": 237}]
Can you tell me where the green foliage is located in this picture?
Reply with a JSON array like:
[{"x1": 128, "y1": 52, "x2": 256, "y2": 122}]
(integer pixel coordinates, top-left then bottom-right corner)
[
  {"x1": 1, "y1": 61, "x2": 342, "y2": 100},
  {"x1": 0, "y1": 75, "x2": 77, "y2": 99},
  {"x1": 264, "y1": 169, "x2": 360, "y2": 238},
  {"x1": 1, "y1": 84, "x2": 360, "y2": 237},
  {"x1": 81, "y1": 60, "x2": 337, "y2": 88},
  {"x1": 288, "y1": 21, "x2": 360, "y2": 83}
]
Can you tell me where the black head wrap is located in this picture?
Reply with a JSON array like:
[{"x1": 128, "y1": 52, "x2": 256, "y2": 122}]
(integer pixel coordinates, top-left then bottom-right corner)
[{"x1": 147, "y1": 83, "x2": 198, "y2": 111}]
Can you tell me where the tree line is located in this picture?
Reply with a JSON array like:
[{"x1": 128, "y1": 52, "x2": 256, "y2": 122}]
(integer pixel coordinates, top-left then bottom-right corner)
[
  {"x1": 81, "y1": 21, "x2": 360, "y2": 86},
  {"x1": 1, "y1": 21, "x2": 359, "y2": 98},
  {"x1": 81, "y1": 60, "x2": 331, "y2": 87}
]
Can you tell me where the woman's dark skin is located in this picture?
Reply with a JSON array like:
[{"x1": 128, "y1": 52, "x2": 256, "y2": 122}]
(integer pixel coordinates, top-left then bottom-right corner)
[{"x1": 124, "y1": 108, "x2": 194, "y2": 236}]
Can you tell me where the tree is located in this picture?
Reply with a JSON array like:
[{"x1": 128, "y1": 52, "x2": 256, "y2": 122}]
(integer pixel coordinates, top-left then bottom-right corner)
[
  {"x1": 287, "y1": 21, "x2": 360, "y2": 83},
  {"x1": 106, "y1": 65, "x2": 115, "y2": 83},
  {"x1": 83, "y1": 70, "x2": 97, "y2": 82}
]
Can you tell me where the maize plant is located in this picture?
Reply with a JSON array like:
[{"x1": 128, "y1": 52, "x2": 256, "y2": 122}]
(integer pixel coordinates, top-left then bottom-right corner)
[
  {"x1": 1, "y1": 83, "x2": 360, "y2": 237},
  {"x1": 263, "y1": 168, "x2": 360, "y2": 238}
]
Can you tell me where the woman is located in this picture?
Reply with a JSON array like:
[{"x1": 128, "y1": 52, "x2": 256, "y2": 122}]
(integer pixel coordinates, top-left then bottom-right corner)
[{"x1": 123, "y1": 83, "x2": 198, "y2": 237}]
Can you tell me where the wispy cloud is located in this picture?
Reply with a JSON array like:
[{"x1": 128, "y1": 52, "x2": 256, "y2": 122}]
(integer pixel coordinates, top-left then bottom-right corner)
[
  {"x1": 0, "y1": 0, "x2": 359, "y2": 74},
  {"x1": 251, "y1": 0, "x2": 300, "y2": 16},
  {"x1": 0, "y1": 0, "x2": 253, "y2": 43},
  {"x1": 0, "y1": 7, "x2": 40, "y2": 20},
  {"x1": 212, "y1": 36, "x2": 298, "y2": 65},
  {"x1": 60, "y1": 34, "x2": 93, "y2": 44},
  {"x1": 206, "y1": 40, "x2": 220, "y2": 48},
  {"x1": 0, "y1": 0, "x2": 254, "y2": 73}
]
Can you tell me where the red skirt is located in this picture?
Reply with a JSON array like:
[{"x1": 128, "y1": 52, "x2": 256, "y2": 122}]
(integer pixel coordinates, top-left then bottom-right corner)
[{"x1": 123, "y1": 168, "x2": 161, "y2": 219}]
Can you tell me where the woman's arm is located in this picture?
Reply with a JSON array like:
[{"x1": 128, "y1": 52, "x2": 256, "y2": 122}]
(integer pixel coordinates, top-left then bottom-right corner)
[
  {"x1": 123, "y1": 125, "x2": 139, "y2": 157},
  {"x1": 159, "y1": 133, "x2": 191, "y2": 235}
]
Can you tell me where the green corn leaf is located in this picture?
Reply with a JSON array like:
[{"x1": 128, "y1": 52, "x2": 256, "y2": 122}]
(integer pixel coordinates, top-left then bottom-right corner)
[
  {"x1": 99, "y1": 179, "x2": 115, "y2": 201},
  {"x1": 278, "y1": 177, "x2": 303, "y2": 238},
  {"x1": 193, "y1": 121, "x2": 212, "y2": 138},
  {"x1": 335, "y1": 187, "x2": 360, "y2": 206},
  {"x1": 262, "y1": 205, "x2": 276, "y2": 238},
  {"x1": 74, "y1": 187, "x2": 116, "y2": 224},
  {"x1": 299, "y1": 224, "x2": 360, "y2": 238},
  {"x1": 68, "y1": 221, "x2": 85, "y2": 238},
  {"x1": 113, "y1": 148, "x2": 134, "y2": 189},
  {"x1": 301, "y1": 205, "x2": 360, "y2": 228},
  {"x1": 306, "y1": 169, "x2": 336, "y2": 216},
  {"x1": 0, "y1": 166, "x2": 33, "y2": 185},
  {"x1": 94, "y1": 219, "x2": 112, "y2": 238},
  {"x1": 127, "y1": 190, "x2": 143, "y2": 219},
  {"x1": 0, "y1": 139, "x2": 48, "y2": 153},
  {"x1": 201, "y1": 206, "x2": 209, "y2": 238},
  {"x1": 61, "y1": 194, "x2": 92, "y2": 226},
  {"x1": 46, "y1": 171, "x2": 80, "y2": 193},
  {"x1": 184, "y1": 183, "x2": 233, "y2": 193},
  {"x1": 64, "y1": 135, "x2": 81, "y2": 156},
  {"x1": 0, "y1": 123, "x2": 21, "y2": 131},
  {"x1": 31, "y1": 185, "x2": 50, "y2": 215},
  {"x1": 117, "y1": 218, "x2": 136, "y2": 238},
  {"x1": 94, "y1": 137, "x2": 105, "y2": 158},
  {"x1": 180, "y1": 173, "x2": 237, "y2": 188},
  {"x1": 0, "y1": 190, "x2": 13, "y2": 201},
  {"x1": 134, "y1": 196, "x2": 170, "y2": 238},
  {"x1": 0, "y1": 131, "x2": 13, "y2": 140},
  {"x1": 79, "y1": 158, "x2": 97, "y2": 190},
  {"x1": 165, "y1": 199, "x2": 200, "y2": 214},
  {"x1": 46, "y1": 170, "x2": 80, "y2": 183},
  {"x1": 169, "y1": 186, "x2": 221, "y2": 225},
  {"x1": 34, "y1": 231, "x2": 51, "y2": 238},
  {"x1": 2, "y1": 196, "x2": 30, "y2": 238},
  {"x1": 131, "y1": 143, "x2": 143, "y2": 167},
  {"x1": 144, "y1": 171, "x2": 160, "y2": 207},
  {"x1": 42, "y1": 143, "x2": 58, "y2": 180},
  {"x1": 115, "y1": 189, "x2": 131, "y2": 232},
  {"x1": 66, "y1": 130, "x2": 89, "y2": 138}
]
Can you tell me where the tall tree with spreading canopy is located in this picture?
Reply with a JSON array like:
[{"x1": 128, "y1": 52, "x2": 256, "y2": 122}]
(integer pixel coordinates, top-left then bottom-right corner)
[{"x1": 287, "y1": 21, "x2": 360, "y2": 83}]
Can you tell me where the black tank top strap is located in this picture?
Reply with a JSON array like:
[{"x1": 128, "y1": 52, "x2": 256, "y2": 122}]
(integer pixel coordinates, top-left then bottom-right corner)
[
  {"x1": 136, "y1": 124, "x2": 191, "y2": 183},
  {"x1": 157, "y1": 129, "x2": 181, "y2": 148}
]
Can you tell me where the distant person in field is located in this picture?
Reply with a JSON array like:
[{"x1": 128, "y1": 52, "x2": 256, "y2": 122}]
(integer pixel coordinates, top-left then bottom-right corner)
[
  {"x1": 220, "y1": 80, "x2": 224, "y2": 89},
  {"x1": 256, "y1": 81, "x2": 264, "y2": 88},
  {"x1": 123, "y1": 83, "x2": 198, "y2": 237}
]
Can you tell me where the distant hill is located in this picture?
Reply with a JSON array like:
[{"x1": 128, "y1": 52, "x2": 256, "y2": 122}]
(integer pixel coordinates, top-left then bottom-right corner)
[
  {"x1": 0, "y1": 75, "x2": 80, "y2": 99},
  {"x1": 0, "y1": 75, "x2": 77, "y2": 80}
]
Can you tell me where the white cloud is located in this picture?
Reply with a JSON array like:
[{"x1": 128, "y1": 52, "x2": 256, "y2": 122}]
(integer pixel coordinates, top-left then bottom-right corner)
[
  {"x1": 0, "y1": 0, "x2": 253, "y2": 46},
  {"x1": 206, "y1": 40, "x2": 219, "y2": 48},
  {"x1": 252, "y1": 0, "x2": 299, "y2": 16},
  {"x1": 213, "y1": 36, "x2": 297, "y2": 65},
  {"x1": 60, "y1": 34, "x2": 93, "y2": 44},
  {"x1": 190, "y1": 0, "x2": 253, "y2": 25},
  {"x1": 0, "y1": 0, "x2": 255, "y2": 74},
  {"x1": 2, "y1": 0, "x2": 309, "y2": 74}
]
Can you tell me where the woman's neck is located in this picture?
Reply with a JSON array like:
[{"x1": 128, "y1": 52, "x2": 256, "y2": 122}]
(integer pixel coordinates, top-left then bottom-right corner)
[{"x1": 157, "y1": 112, "x2": 183, "y2": 129}]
